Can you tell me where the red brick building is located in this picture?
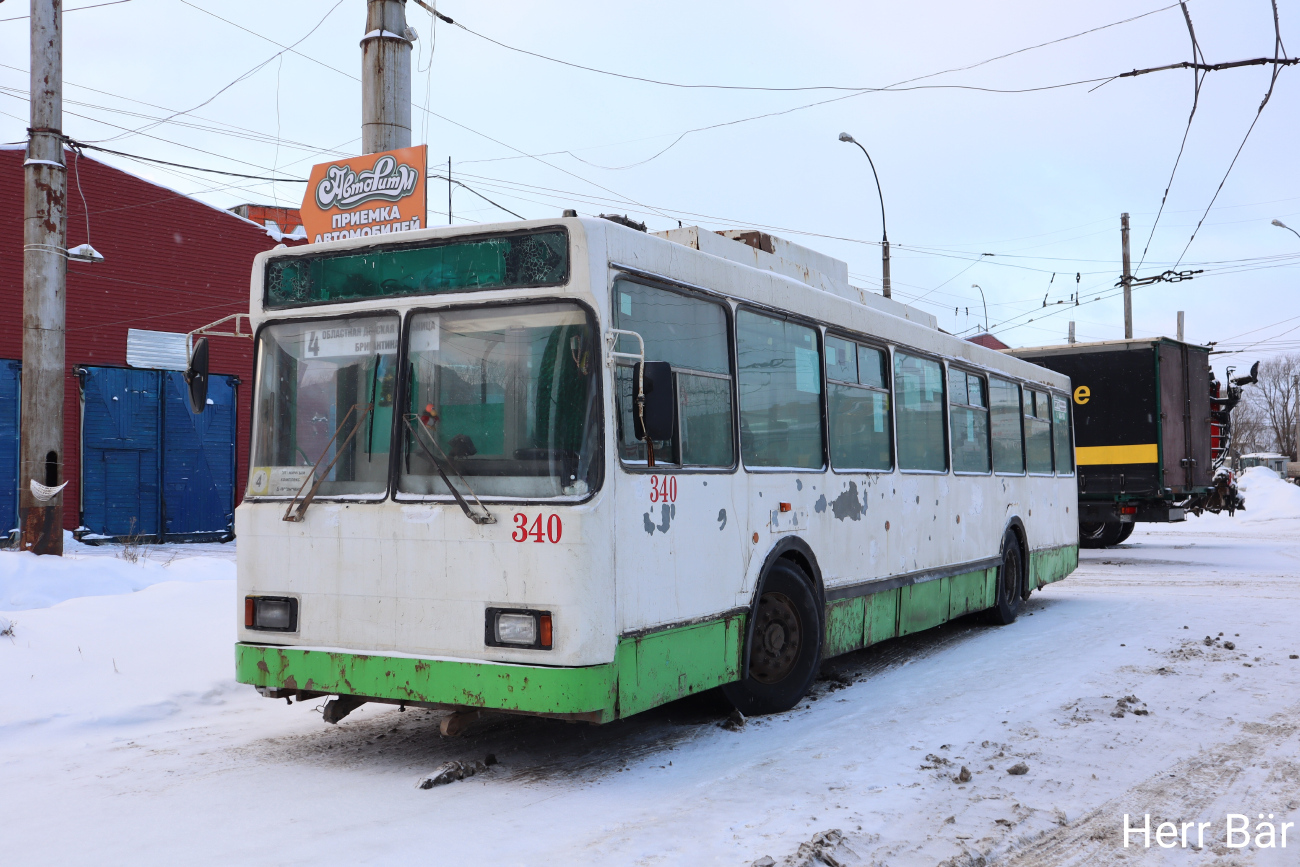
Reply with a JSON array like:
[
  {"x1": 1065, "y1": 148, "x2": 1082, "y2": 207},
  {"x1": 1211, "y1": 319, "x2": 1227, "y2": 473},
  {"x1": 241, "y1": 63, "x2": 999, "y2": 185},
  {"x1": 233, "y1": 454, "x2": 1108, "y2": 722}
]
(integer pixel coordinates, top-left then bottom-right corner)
[{"x1": 1, "y1": 146, "x2": 286, "y2": 535}]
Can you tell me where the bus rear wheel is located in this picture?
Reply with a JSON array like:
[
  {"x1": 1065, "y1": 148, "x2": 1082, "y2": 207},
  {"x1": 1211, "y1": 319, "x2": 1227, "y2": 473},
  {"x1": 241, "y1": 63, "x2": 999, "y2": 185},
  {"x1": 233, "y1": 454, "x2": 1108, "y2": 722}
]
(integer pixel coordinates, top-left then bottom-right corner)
[
  {"x1": 989, "y1": 531, "x2": 1024, "y2": 625},
  {"x1": 723, "y1": 560, "x2": 822, "y2": 716},
  {"x1": 1115, "y1": 522, "x2": 1136, "y2": 544}
]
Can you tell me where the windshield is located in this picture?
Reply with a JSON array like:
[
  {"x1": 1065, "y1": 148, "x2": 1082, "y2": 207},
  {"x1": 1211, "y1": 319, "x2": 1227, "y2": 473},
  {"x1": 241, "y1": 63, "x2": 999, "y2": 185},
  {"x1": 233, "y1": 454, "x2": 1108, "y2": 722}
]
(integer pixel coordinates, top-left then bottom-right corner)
[
  {"x1": 399, "y1": 303, "x2": 601, "y2": 500},
  {"x1": 248, "y1": 315, "x2": 398, "y2": 498}
]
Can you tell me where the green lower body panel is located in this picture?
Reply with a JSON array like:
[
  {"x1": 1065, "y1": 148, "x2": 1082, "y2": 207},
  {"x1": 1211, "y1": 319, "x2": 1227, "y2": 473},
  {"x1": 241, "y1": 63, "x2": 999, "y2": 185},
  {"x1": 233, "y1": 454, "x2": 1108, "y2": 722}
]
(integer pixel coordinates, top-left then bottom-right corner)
[
  {"x1": 239, "y1": 550, "x2": 1078, "y2": 723},
  {"x1": 616, "y1": 614, "x2": 745, "y2": 717},
  {"x1": 1029, "y1": 544, "x2": 1079, "y2": 590},
  {"x1": 237, "y1": 613, "x2": 747, "y2": 724}
]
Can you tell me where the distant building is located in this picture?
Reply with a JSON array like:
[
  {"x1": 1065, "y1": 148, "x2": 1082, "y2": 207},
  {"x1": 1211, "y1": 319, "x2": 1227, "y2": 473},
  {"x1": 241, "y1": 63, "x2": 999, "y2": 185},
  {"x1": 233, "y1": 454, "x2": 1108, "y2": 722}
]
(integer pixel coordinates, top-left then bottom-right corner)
[
  {"x1": 1, "y1": 147, "x2": 288, "y2": 540},
  {"x1": 1238, "y1": 453, "x2": 1289, "y2": 478},
  {"x1": 966, "y1": 333, "x2": 1010, "y2": 350},
  {"x1": 229, "y1": 203, "x2": 305, "y2": 242}
]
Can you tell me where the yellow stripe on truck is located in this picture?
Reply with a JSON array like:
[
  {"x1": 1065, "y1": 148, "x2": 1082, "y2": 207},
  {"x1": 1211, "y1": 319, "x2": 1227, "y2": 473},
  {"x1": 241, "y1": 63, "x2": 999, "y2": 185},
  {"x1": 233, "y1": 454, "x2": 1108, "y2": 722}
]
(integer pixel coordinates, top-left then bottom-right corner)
[{"x1": 1075, "y1": 444, "x2": 1159, "y2": 465}]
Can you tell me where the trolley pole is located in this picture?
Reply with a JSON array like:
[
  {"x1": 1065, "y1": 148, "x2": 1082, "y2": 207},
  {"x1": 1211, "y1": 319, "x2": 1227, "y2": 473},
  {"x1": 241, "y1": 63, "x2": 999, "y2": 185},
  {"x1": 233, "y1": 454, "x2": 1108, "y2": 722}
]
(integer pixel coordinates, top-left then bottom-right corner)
[
  {"x1": 19, "y1": 0, "x2": 68, "y2": 555},
  {"x1": 1121, "y1": 212, "x2": 1133, "y2": 340},
  {"x1": 361, "y1": 0, "x2": 412, "y2": 154}
]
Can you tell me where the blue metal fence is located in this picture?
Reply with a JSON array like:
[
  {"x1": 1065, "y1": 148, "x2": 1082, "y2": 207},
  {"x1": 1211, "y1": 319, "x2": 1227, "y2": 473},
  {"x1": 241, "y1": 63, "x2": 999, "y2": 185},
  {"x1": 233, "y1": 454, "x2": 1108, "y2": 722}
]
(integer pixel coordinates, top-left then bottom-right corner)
[
  {"x1": 80, "y1": 366, "x2": 237, "y2": 540},
  {"x1": 0, "y1": 361, "x2": 20, "y2": 535}
]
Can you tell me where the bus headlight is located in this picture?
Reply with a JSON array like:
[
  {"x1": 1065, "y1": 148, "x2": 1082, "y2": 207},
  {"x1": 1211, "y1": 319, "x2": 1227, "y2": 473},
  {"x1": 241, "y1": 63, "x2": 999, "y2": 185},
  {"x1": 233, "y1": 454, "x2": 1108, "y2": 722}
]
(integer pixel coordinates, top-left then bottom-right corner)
[
  {"x1": 245, "y1": 596, "x2": 299, "y2": 632},
  {"x1": 486, "y1": 608, "x2": 553, "y2": 650}
]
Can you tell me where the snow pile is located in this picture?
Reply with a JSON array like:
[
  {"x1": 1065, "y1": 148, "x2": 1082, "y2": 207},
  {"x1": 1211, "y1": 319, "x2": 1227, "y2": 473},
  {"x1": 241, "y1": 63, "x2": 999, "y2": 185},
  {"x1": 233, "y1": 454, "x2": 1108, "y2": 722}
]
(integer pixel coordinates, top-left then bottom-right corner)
[
  {"x1": 1236, "y1": 465, "x2": 1300, "y2": 521},
  {"x1": 0, "y1": 579, "x2": 239, "y2": 734},
  {"x1": 1, "y1": 545, "x2": 234, "y2": 610}
]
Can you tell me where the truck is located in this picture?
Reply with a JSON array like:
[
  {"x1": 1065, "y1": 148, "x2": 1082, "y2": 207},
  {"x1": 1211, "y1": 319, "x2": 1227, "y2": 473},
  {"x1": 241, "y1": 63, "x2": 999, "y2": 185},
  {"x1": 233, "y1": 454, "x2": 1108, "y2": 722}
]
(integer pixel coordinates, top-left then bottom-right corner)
[{"x1": 1006, "y1": 338, "x2": 1255, "y2": 548}]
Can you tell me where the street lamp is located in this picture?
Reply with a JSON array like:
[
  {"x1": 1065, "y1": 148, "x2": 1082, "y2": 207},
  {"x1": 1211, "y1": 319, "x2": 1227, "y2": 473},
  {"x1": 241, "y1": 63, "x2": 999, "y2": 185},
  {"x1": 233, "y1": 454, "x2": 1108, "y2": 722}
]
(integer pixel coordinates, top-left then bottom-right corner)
[
  {"x1": 1273, "y1": 219, "x2": 1300, "y2": 241},
  {"x1": 838, "y1": 132, "x2": 891, "y2": 298},
  {"x1": 971, "y1": 284, "x2": 989, "y2": 333}
]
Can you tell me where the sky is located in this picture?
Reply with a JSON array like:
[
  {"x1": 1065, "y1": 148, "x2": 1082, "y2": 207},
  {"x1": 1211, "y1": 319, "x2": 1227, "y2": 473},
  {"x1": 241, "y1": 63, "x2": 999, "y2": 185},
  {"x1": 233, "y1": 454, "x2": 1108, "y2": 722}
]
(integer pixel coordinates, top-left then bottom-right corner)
[{"x1": 1, "y1": 0, "x2": 1297, "y2": 368}]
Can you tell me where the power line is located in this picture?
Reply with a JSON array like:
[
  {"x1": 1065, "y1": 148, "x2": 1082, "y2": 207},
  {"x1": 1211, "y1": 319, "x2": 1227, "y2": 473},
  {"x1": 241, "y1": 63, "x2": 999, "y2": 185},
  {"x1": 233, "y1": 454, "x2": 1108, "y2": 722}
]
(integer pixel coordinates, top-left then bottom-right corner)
[
  {"x1": 86, "y1": 0, "x2": 347, "y2": 146},
  {"x1": 0, "y1": 0, "x2": 133, "y2": 23},
  {"x1": 425, "y1": 2, "x2": 1179, "y2": 94}
]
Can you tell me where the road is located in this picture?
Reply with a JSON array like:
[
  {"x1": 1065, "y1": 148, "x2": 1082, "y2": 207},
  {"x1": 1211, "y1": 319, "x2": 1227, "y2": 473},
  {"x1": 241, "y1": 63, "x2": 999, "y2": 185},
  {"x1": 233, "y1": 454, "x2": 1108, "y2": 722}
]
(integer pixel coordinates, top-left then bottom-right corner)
[{"x1": 2, "y1": 510, "x2": 1299, "y2": 866}]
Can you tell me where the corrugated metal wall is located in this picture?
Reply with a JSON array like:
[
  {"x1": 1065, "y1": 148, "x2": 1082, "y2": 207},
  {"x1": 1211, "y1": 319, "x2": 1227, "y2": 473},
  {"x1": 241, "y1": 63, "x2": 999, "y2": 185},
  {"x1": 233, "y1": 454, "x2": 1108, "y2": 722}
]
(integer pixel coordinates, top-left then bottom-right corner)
[{"x1": 0, "y1": 146, "x2": 287, "y2": 532}]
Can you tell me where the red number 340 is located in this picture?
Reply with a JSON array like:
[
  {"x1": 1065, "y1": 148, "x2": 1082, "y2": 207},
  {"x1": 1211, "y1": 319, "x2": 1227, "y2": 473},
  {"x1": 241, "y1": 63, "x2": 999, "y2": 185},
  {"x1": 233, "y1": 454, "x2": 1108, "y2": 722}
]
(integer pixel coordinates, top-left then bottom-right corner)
[{"x1": 512, "y1": 512, "x2": 563, "y2": 543}]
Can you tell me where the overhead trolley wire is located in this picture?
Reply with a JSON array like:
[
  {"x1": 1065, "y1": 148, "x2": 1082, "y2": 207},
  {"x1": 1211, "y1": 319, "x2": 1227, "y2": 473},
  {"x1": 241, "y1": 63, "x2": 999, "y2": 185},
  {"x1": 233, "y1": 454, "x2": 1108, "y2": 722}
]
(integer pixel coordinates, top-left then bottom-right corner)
[
  {"x1": 1174, "y1": 0, "x2": 1292, "y2": 267},
  {"x1": 422, "y1": 2, "x2": 1181, "y2": 93}
]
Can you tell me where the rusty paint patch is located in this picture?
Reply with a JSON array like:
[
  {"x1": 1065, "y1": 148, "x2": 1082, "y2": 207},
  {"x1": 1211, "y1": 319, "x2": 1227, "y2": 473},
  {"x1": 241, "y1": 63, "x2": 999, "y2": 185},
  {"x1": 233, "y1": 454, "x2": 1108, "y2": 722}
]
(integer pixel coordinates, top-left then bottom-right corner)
[{"x1": 256, "y1": 660, "x2": 269, "y2": 674}]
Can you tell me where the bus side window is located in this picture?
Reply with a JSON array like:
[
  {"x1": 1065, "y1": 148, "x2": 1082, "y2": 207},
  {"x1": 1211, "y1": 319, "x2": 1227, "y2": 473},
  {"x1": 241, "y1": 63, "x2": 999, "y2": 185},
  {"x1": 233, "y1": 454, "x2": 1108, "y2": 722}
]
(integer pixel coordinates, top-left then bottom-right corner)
[
  {"x1": 612, "y1": 280, "x2": 734, "y2": 467},
  {"x1": 826, "y1": 335, "x2": 892, "y2": 471},
  {"x1": 894, "y1": 351, "x2": 947, "y2": 472},
  {"x1": 989, "y1": 376, "x2": 1025, "y2": 474},
  {"x1": 1052, "y1": 393, "x2": 1074, "y2": 474},
  {"x1": 949, "y1": 369, "x2": 990, "y2": 473},
  {"x1": 1025, "y1": 389, "x2": 1053, "y2": 474},
  {"x1": 737, "y1": 310, "x2": 824, "y2": 470}
]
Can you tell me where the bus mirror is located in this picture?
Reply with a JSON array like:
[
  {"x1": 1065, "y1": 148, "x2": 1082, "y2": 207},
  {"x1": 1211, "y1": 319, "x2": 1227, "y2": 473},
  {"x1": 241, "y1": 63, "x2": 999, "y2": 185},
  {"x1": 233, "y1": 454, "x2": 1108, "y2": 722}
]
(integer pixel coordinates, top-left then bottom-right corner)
[
  {"x1": 185, "y1": 337, "x2": 210, "y2": 414},
  {"x1": 632, "y1": 361, "x2": 675, "y2": 442}
]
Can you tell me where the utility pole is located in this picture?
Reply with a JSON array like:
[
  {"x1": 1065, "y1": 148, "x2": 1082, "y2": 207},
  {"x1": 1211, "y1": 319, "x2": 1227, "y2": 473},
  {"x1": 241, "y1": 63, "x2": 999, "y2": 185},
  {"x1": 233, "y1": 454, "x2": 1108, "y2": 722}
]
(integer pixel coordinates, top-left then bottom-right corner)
[
  {"x1": 361, "y1": 0, "x2": 412, "y2": 154},
  {"x1": 20, "y1": 0, "x2": 67, "y2": 555},
  {"x1": 1068, "y1": 321, "x2": 1075, "y2": 344},
  {"x1": 1177, "y1": 310, "x2": 1184, "y2": 342},
  {"x1": 1121, "y1": 212, "x2": 1133, "y2": 339}
]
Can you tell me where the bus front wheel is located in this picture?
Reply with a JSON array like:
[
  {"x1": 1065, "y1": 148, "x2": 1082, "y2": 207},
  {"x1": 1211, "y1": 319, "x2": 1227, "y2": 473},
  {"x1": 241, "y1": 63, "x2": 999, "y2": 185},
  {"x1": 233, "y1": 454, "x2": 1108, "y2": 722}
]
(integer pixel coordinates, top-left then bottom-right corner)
[
  {"x1": 723, "y1": 560, "x2": 822, "y2": 715},
  {"x1": 989, "y1": 531, "x2": 1024, "y2": 625}
]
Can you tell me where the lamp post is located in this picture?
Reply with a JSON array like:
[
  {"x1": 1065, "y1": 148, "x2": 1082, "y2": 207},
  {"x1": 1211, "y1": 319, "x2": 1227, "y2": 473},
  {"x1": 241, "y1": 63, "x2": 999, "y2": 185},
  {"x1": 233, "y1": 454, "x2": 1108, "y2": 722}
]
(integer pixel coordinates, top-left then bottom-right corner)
[
  {"x1": 1274, "y1": 219, "x2": 1300, "y2": 241},
  {"x1": 971, "y1": 284, "x2": 989, "y2": 333},
  {"x1": 839, "y1": 132, "x2": 890, "y2": 298}
]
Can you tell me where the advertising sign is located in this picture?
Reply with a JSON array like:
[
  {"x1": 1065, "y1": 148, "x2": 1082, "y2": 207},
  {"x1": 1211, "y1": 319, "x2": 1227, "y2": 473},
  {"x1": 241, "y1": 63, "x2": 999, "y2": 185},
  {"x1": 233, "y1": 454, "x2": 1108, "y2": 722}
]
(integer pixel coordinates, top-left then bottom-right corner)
[{"x1": 300, "y1": 144, "x2": 427, "y2": 244}]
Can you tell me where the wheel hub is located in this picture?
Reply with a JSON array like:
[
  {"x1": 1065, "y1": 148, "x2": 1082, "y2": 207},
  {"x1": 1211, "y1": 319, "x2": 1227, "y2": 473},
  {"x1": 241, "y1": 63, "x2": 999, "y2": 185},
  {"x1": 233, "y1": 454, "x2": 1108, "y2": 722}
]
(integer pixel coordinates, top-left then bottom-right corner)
[{"x1": 750, "y1": 591, "x2": 801, "y2": 684}]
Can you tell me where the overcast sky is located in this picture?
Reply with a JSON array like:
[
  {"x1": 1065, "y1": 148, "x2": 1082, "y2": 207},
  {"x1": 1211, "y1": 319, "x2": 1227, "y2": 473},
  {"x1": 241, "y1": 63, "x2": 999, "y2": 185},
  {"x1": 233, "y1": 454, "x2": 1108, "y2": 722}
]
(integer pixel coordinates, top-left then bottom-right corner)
[{"x1": 2, "y1": 0, "x2": 1297, "y2": 368}]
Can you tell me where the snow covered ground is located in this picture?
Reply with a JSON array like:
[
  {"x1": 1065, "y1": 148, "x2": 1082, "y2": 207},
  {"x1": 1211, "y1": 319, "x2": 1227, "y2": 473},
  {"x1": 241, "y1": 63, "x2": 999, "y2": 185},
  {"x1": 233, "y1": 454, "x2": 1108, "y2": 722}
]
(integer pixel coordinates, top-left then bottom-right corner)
[{"x1": 2, "y1": 470, "x2": 1299, "y2": 866}]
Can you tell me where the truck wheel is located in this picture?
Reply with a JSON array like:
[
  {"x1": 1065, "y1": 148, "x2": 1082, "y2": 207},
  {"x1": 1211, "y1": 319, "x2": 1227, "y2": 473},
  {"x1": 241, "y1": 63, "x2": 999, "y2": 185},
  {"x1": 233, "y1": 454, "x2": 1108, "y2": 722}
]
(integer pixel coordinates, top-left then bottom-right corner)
[
  {"x1": 988, "y1": 531, "x2": 1024, "y2": 625},
  {"x1": 723, "y1": 560, "x2": 822, "y2": 716},
  {"x1": 1116, "y1": 522, "x2": 1136, "y2": 544},
  {"x1": 1079, "y1": 521, "x2": 1126, "y2": 548}
]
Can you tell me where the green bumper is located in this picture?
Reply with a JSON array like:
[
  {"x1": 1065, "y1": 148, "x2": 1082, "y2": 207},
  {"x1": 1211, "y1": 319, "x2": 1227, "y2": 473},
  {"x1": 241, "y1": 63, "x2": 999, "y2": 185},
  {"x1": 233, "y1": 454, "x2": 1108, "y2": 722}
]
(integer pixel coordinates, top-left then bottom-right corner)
[
  {"x1": 236, "y1": 614, "x2": 746, "y2": 724},
  {"x1": 236, "y1": 643, "x2": 620, "y2": 722}
]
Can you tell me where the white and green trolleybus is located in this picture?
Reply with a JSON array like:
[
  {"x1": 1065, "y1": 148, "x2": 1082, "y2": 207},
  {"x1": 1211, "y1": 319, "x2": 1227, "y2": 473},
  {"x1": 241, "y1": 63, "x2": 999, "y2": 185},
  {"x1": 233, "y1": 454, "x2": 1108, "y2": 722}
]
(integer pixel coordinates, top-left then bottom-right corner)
[{"x1": 213, "y1": 217, "x2": 1078, "y2": 726}]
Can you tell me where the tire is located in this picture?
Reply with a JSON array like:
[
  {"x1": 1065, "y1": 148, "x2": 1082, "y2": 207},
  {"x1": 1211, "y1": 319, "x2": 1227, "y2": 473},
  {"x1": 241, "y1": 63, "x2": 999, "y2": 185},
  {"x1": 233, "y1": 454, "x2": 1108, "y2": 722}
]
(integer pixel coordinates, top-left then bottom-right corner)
[
  {"x1": 988, "y1": 530, "x2": 1024, "y2": 625},
  {"x1": 1115, "y1": 522, "x2": 1136, "y2": 544},
  {"x1": 723, "y1": 559, "x2": 822, "y2": 715},
  {"x1": 1079, "y1": 521, "x2": 1126, "y2": 548}
]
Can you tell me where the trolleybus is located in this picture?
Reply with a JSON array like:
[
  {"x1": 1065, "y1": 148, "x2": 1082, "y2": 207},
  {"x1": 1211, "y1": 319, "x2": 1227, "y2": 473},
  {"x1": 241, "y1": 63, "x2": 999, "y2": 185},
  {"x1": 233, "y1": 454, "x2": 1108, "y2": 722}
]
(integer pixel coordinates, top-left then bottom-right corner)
[{"x1": 210, "y1": 217, "x2": 1079, "y2": 726}]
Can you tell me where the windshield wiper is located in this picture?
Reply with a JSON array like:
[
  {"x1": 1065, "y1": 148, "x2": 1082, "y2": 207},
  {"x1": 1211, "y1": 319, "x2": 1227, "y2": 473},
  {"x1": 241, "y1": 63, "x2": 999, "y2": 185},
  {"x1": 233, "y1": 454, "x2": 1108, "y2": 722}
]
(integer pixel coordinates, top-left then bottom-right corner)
[
  {"x1": 283, "y1": 402, "x2": 373, "y2": 523},
  {"x1": 402, "y1": 413, "x2": 496, "y2": 525}
]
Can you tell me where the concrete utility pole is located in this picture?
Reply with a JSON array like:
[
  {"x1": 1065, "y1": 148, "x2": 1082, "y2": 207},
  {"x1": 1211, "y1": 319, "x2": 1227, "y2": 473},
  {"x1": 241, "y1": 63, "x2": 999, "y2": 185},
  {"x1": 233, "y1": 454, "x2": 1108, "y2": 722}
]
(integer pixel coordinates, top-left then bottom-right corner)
[
  {"x1": 1121, "y1": 212, "x2": 1133, "y2": 340},
  {"x1": 361, "y1": 0, "x2": 412, "y2": 154},
  {"x1": 20, "y1": 0, "x2": 67, "y2": 555},
  {"x1": 1177, "y1": 310, "x2": 1184, "y2": 342},
  {"x1": 1068, "y1": 321, "x2": 1075, "y2": 344}
]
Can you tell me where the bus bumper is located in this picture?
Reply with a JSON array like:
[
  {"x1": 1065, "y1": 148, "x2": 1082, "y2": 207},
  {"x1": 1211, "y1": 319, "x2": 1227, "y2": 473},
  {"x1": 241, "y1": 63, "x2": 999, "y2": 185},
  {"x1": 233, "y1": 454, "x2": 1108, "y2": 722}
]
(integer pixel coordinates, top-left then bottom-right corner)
[{"x1": 235, "y1": 643, "x2": 620, "y2": 723}]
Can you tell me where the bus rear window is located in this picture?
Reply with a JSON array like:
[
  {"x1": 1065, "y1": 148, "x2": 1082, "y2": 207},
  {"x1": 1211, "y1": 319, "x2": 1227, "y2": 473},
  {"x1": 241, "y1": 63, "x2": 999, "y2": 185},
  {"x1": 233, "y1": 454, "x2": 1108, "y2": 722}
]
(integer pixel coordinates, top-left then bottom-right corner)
[{"x1": 264, "y1": 229, "x2": 568, "y2": 308}]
